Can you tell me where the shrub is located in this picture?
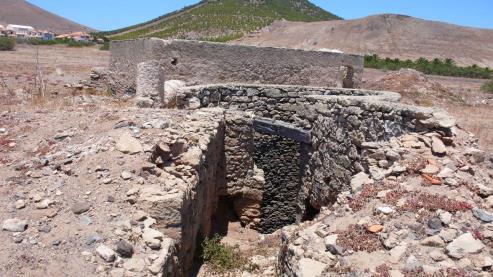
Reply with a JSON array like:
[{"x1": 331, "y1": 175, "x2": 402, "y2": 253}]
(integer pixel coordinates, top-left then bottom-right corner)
[
  {"x1": 201, "y1": 235, "x2": 245, "y2": 273},
  {"x1": 99, "y1": 41, "x2": 110, "y2": 51},
  {"x1": 0, "y1": 37, "x2": 16, "y2": 51},
  {"x1": 400, "y1": 192, "x2": 472, "y2": 213},
  {"x1": 67, "y1": 40, "x2": 94, "y2": 47},
  {"x1": 336, "y1": 224, "x2": 383, "y2": 252},
  {"x1": 364, "y1": 54, "x2": 492, "y2": 79},
  {"x1": 24, "y1": 38, "x2": 59, "y2": 46},
  {"x1": 482, "y1": 80, "x2": 493, "y2": 93}
]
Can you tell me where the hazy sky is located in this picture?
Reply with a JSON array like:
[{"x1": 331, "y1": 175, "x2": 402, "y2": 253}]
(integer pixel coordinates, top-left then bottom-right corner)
[{"x1": 28, "y1": 0, "x2": 493, "y2": 31}]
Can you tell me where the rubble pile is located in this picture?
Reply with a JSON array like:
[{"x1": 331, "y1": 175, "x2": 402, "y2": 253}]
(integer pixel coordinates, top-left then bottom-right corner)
[{"x1": 280, "y1": 127, "x2": 493, "y2": 276}]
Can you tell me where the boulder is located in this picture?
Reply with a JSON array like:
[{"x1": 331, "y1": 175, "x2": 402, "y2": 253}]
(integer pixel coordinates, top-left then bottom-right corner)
[
  {"x1": 115, "y1": 133, "x2": 143, "y2": 154},
  {"x1": 116, "y1": 240, "x2": 134, "y2": 258},
  {"x1": 163, "y1": 80, "x2": 186, "y2": 107},
  {"x1": 473, "y1": 208, "x2": 493, "y2": 223},
  {"x1": 350, "y1": 172, "x2": 374, "y2": 192},
  {"x1": 296, "y1": 258, "x2": 327, "y2": 277},
  {"x1": 148, "y1": 238, "x2": 178, "y2": 275},
  {"x1": 71, "y1": 202, "x2": 91, "y2": 214},
  {"x1": 446, "y1": 233, "x2": 485, "y2": 259}
]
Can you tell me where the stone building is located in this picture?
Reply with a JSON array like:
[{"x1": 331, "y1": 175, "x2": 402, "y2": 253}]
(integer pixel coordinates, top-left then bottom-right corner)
[{"x1": 108, "y1": 38, "x2": 364, "y2": 96}]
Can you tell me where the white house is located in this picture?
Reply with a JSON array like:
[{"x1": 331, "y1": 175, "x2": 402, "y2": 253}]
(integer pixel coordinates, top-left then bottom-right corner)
[{"x1": 6, "y1": 24, "x2": 34, "y2": 37}]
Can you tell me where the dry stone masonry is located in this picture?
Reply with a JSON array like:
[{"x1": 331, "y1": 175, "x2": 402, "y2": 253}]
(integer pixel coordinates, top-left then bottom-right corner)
[
  {"x1": 101, "y1": 39, "x2": 493, "y2": 275},
  {"x1": 104, "y1": 58, "x2": 467, "y2": 274},
  {"x1": 3, "y1": 39, "x2": 487, "y2": 276}
]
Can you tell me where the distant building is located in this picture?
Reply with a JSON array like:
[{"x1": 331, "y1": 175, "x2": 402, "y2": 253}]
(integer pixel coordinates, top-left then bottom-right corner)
[
  {"x1": 7, "y1": 24, "x2": 34, "y2": 37},
  {"x1": 37, "y1": 30, "x2": 55, "y2": 41},
  {"x1": 0, "y1": 29, "x2": 16, "y2": 37},
  {"x1": 0, "y1": 24, "x2": 57, "y2": 40},
  {"x1": 56, "y1": 32, "x2": 92, "y2": 42},
  {"x1": 42, "y1": 31, "x2": 55, "y2": 41}
]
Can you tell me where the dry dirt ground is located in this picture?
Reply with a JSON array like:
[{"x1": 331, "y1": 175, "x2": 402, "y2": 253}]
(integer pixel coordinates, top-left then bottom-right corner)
[
  {"x1": 0, "y1": 45, "x2": 280, "y2": 277},
  {"x1": 0, "y1": 44, "x2": 109, "y2": 104},
  {"x1": 362, "y1": 68, "x2": 493, "y2": 152},
  {"x1": 0, "y1": 44, "x2": 492, "y2": 276}
]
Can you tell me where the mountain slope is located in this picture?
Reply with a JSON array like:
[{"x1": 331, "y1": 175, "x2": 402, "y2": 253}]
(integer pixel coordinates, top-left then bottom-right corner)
[
  {"x1": 104, "y1": 0, "x2": 340, "y2": 42},
  {"x1": 0, "y1": 0, "x2": 93, "y2": 34},
  {"x1": 233, "y1": 14, "x2": 493, "y2": 68}
]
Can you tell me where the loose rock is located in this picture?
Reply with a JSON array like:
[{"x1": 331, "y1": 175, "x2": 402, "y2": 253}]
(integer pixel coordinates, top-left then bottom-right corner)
[
  {"x1": 116, "y1": 240, "x2": 134, "y2": 258},
  {"x1": 2, "y1": 218, "x2": 28, "y2": 232},
  {"x1": 96, "y1": 244, "x2": 116, "y2": 262},
  {"x1": 71, "y1": 202, "x2": 91, "y2": 214},
  {"x1": 446, "y1": 233, "x2": 485, "y2": 259}
]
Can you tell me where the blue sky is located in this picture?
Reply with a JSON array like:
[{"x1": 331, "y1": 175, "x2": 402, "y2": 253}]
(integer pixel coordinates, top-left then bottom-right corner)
[{"x1": 29, "y1": 0, "x2": 493, "y2": 31}]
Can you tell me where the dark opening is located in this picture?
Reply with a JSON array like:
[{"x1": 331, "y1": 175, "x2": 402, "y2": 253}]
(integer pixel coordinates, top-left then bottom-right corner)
[
  {"x1": 342, "y1": 65, "x2": 355, "y2": 88},
  {"x1": 302, "y1": 199, "x2": 320, "y2": 221},
  {"x1": 254, "y1": 133, "x2": 302, "y2": 234},
  {"x1": 171, "y1": 57, "x2": 178, "y2": 66}
]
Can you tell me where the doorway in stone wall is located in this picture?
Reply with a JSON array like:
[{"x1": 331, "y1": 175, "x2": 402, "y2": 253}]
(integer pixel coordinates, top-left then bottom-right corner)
[{"x1": 343, "y1": 65, "x2": 355, "y2": 88}]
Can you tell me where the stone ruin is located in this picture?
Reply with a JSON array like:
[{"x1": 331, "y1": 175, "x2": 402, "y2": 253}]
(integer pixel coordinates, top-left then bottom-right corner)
[{"x1": 107, "y1": 39, "x2": 459, "y2": 276}]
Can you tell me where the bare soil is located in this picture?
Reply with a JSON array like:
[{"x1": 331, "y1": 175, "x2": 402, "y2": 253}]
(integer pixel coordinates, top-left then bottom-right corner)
[
  {"x1": 233, "y1": 14, "x2": 493, "y2": 67},
  {"x1": 363, "y1": 68, "x2": 493, "y2": 152}
]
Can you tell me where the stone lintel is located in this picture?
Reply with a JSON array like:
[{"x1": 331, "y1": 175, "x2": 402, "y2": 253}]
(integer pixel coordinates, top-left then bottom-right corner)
[{"x1": 253, "y1": 117, "x2": 311, "y2": 144}]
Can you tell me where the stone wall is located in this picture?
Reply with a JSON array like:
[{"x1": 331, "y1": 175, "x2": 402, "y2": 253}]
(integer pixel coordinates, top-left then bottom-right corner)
[
  {"x1": 222, "y1": 111, "x2": 265, "y2": 229},
  {"x1": 299, "y1": 95, "x2": 455, "y2": 209},
  {"x1": 137, "y1": 108, "x2": 226, "y2": 275},
  {"x1": 109, "y1": 38, "x2": 364, "y2": 95},
  {"x1": 254, "y1": 133, "x2": 302, "y2": 234},
  {"x1": 178, "y1": 83, "x2": 456, "y2": 212},
  {"x1": 130, "y1": 84, "x2": 456, "y2": 275},
  {"x1": 177, "y1": 84, "x2": 401, "y2": 127}
]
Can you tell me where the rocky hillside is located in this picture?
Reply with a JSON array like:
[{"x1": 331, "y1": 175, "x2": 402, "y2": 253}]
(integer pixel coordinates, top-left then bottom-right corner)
[
  {"x1": 233, "y1": 14, "x2": 493, "y2": 67},
  {"x1": 0, "y1": 0, "x2": 94, "y2": 34},
  {"x1": 103, "y1": 0, "x2": 340, "y2": 42}
]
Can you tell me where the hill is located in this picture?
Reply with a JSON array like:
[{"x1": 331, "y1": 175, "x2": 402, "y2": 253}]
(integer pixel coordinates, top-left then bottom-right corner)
[
  {"x1": 103, "y1": 0, "x2": 340, "y2": 42},
  {"x1": 232, "y1": 14, "x2": 493, "y2": 68},
  {"x1": 0, "y1": 0, "x2": 93, "y2": 34}
]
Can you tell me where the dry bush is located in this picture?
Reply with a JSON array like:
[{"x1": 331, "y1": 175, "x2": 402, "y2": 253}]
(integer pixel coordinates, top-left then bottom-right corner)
[
  {"x1": 400, "y1": 192, "x2": 472, "y2": 213},
  {"x1": 373, "y1": 264, "x2": 391, "y2": 277},
  {"x1": 201, "y1": 235, "x2": 247, "y2": 274},
  {"x1": 349, "y1": 181, "x2": 401, "y2": 211},
  {"x1": 336, "y1": 224, "x2": 384, "y2": 252}
]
